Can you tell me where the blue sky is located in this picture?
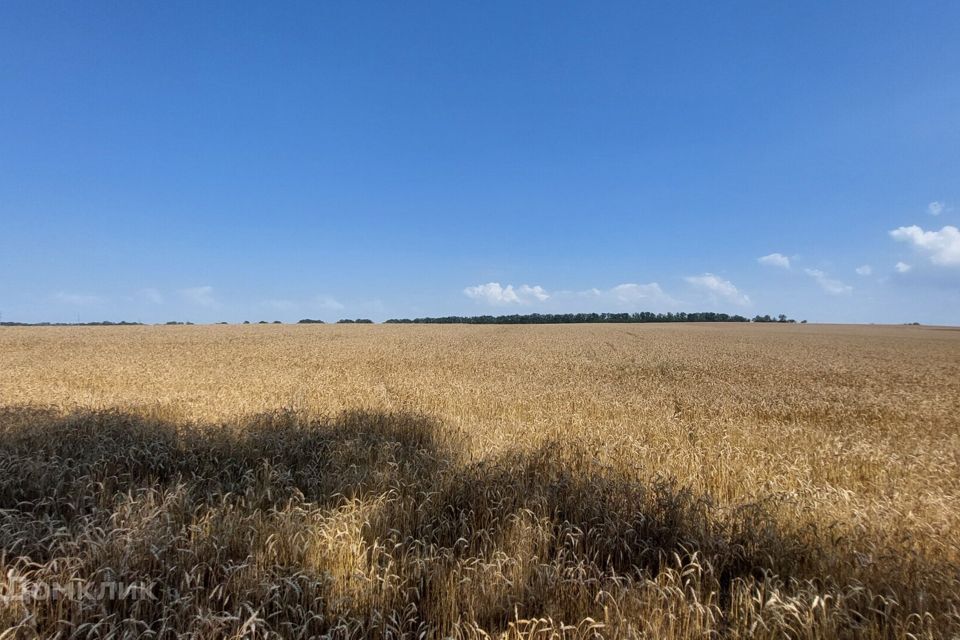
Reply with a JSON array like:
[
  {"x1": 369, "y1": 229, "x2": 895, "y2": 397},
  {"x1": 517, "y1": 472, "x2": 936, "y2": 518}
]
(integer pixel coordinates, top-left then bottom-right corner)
[{"x1": 2, "y1": 1, "x2": 958, "y2": 324}]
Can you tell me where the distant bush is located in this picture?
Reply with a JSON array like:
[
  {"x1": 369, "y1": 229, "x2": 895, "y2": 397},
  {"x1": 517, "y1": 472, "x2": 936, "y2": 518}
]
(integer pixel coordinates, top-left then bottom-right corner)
[{"x1": 297, "y1": 319, "x2": 325, "y2": 324}]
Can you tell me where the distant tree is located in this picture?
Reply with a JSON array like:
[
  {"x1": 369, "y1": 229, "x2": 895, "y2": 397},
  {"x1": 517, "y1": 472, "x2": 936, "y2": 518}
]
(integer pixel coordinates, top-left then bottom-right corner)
[
  {"x1": 242, "y1": 320, "x2": 251, "y2": 324},
  {"x1": 297, "y1": 319, "x2": 325, "y2": 324}
]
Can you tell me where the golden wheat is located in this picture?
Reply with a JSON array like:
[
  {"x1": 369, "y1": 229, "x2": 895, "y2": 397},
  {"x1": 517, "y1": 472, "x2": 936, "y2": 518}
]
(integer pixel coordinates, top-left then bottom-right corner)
[{"x1": 0, "y1": 323, "x2": 957, "y2": 638}]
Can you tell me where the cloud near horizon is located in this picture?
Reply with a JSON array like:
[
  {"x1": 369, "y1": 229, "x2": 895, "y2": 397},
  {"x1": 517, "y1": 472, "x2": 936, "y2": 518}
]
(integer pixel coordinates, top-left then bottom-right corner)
[
  {"x1": 179, "y1": 286, "x2": 218, "y2": 308},
  {"x1": 570, "y1": 283, "x2": 676, "y2": 308},
  {"x1": 262, "y1": 299, "x2": 300, "y2": 312},
  {"x1": 463, "y1": 283, "x2": 549, "y2": 305},
  {"x1": 138, "y1": 288, "x2": 164, "y2": 304},
  {"x1": 804, "y1": 269, "x2": 852, "y2": 295},
  {"x1": 889, "y1": 225, "x2": 960, "y2": 266},
  {"x1": 683, "y1": 273, "x2": 750, "y2": 306},
  {"x1": 315, "y1": 296, "x2": 345, "y2": 311},
  {"x1": 252, "y1": 295, "x2": 349, "y2": 316},
  {"x1": 463, "y1": 281, "x2": 678, "y2": 310},
  {"x1": 52, "y1": 292, "x2": 105, "y2": 305}
]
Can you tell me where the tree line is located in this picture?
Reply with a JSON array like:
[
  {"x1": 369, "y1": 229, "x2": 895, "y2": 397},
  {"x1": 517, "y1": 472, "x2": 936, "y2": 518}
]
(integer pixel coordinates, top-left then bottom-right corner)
[
  {"x1": 0, "y1": 321, "x2": 145, "y2": 327},
  {"x1": 385, "y1": 312, "x2": 802, "y2": 324},
  {"x1": 2, "y1": 313, "x2": 804, "y2": 327}
]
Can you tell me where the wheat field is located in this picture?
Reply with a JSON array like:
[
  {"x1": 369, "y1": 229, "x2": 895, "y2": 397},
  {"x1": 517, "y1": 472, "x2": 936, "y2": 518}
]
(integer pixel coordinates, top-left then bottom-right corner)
[{"x1": 0, "y1": 323, "x2": 958, "y2": 639}]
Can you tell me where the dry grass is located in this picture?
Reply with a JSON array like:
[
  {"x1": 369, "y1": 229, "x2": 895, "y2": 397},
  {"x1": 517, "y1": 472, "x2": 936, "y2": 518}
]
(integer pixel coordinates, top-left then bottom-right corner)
[{"x1": 0, "y1": 323, "x2": 958, "y2": 638}]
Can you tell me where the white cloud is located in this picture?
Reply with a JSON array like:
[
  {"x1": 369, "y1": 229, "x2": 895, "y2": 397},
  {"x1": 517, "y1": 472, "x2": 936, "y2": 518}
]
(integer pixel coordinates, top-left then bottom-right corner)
[
  {"x1": 889, "y1": 225, "x2": 960, "y2": 266},
  {"x1": 855, "y1": 265, "x2": 872, "y2": 276},
  {"x1": 804, "y1": 269, "x2": 853, "y2": 295},
  {"x1": 463, "y1": 282, "x2": 549, "y2": 305},
  {"x1": 315, "y1": 296, "x2": 345, "y2": 311},
  {"x1": 53, "y1": 292, "x2": 104, "y2": 305},
  {"x1": 462, "y1": 281, "x2": 677, "y2": 309},
  {"x1": 758, "y1": 253, "x2": 791, "y2": 269},
  {"x1": 139, "y1": 288, "x2": 164, "y2": 304},
  {"x1": 180, "y1": 286, "x2": 218, "y2": 307},
  {"x1": 895, "y1": 261, "x2": 912, "y2": 273},
  {"x1": 608, "y1": 283, "x2": 667, "y2": 303},
  {"x1": 683, "y1": 273, "x2": 750, "y2": 306},
  {"x1": 928, "y1": 201, "x2": 945, "y2": 216},
  {"x1": 572, "y1": 282, "x2": 676, "y2": 308},
  {"x1": 516, "y1": 284, "x2": 549, "y2": 302},
  {"x1": 465, "y1": 283, "x2": 519, "y2": 305}
]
